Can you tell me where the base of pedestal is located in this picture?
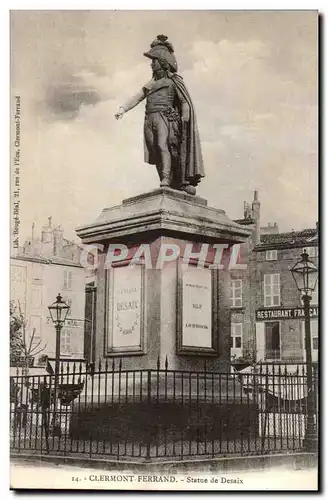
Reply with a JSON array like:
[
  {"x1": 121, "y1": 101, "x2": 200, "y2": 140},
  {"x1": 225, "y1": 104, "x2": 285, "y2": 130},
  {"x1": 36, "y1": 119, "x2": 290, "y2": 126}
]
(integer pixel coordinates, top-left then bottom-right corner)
[
  {"x1": 70, "y1": 399, "x2": 259, "y2": 445},
  {"x1": 303, "y1": 435, "x2": 318, "y2": 453},
  {"x1": 69, "y1": 373, "x2": 258, "y2": 446},
  {"x1": 76, "y1": 372, "x2": 248, "y2": 404}
]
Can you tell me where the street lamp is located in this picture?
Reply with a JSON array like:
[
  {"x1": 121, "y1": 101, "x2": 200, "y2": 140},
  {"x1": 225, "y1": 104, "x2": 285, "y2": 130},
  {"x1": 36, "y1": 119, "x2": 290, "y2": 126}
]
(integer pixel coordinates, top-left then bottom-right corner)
[
  {"x1": 48, "y1": 293, "x2": 70, "y2": 433},
  {"x1": 291, "y1": 250, "x2": 318, "y2": 451}
]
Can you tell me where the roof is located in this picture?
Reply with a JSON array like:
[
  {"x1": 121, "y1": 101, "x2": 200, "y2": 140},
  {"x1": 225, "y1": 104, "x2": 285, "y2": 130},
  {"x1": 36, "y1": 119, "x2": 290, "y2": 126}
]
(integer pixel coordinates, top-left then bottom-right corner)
[
  {"x1": 233, "y1": 218, "x2": 255, "y2": 226},
  {"x1": 255, "y1": 228, "x2": 317, "y2": 250},
  {"x1": 49, "y1": 256, "x2": 82, "y2": 268},
  {"x1": 11, "y1": 254, "x2": 49, "y2": 264},
  {"x1": 11, "y1": 254, "x2": 83, "y2": 268}
]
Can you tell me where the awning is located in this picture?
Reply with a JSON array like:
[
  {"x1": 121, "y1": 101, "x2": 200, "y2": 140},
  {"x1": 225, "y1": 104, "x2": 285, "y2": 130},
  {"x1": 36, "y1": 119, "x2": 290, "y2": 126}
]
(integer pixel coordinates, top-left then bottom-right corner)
[
  {"x1": 233, "y1": 365, "x2": 308, "y2": 400},
  {"x1": 46, "y1": 359, "x2": 87, "y2": 384},
  {"x1": 10, "y1": 367, "x2": 48, "y2": 377}
]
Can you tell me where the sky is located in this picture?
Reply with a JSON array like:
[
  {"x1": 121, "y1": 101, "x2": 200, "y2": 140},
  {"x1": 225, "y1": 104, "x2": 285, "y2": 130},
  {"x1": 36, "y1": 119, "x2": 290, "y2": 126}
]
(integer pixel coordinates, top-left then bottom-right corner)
[{"x1": 10, "y1": 10, "x2": 318, "y2": 244}]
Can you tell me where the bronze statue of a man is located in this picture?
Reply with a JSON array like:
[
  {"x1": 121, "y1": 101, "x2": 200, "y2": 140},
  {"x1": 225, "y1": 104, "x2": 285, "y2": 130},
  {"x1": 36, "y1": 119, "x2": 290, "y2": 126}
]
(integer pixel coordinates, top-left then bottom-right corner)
[{"x1": 115, "y1": 35, "x2": 205, "y2": 195}]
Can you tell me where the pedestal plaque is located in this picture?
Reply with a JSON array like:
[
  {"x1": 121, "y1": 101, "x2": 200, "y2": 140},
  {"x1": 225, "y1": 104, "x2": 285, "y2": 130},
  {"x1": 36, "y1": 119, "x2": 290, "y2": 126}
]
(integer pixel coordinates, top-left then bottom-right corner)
[
  {"x1": 105, "y1": 265, "x2": 145, "y2": 355},
  {"x1": 177, "y1": 263, "x2": 218, "y2": 355}
]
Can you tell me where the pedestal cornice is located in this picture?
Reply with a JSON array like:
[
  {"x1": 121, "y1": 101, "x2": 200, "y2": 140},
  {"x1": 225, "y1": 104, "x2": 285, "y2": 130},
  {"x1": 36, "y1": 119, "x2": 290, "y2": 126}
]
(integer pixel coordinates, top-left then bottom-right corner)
[{"x1": 76, "y1": 188, "x2": 252, "y2": 244}]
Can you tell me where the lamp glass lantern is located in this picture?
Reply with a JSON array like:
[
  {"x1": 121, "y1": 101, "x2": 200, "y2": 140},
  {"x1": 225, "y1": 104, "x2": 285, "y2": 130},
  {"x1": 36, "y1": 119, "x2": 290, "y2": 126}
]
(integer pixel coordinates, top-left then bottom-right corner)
[
  {"x1": 291, "y1": 250, "x2": 318, "y2": 297},
  {"x1": 48, "y1": 293, "x2": 70, "y2": 325}
]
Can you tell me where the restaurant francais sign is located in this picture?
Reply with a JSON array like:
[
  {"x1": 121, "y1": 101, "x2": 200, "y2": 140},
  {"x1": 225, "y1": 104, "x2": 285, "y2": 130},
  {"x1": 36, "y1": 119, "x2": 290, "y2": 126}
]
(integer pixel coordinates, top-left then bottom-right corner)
[{"x1": 256, "y1": 306, "x2": 319, "y2": 321}]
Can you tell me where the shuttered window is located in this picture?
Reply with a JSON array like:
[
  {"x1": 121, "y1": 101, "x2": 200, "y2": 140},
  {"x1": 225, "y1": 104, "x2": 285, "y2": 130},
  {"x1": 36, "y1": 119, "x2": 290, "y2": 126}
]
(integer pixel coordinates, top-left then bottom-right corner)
[{"x1": 264, "y1": 274, "x2": 280, "y2": 307}]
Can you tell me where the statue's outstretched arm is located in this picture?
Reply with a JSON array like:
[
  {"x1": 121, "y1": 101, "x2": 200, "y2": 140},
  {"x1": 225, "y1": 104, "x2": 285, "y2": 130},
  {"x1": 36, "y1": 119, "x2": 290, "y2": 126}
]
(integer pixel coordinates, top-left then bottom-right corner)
[{"x1": 115, "y1": 89, "x2": 146, "y2": 120}]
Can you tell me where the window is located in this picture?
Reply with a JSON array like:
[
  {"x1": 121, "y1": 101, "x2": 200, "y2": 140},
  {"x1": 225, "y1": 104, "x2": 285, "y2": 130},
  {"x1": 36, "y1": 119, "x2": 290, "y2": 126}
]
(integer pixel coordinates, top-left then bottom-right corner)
[
  {"x1": 60, "y1": 329, "x2": 71, "y2": 354},
  {"x1": 311, "y1": 281, "x2": 319, "y2": 305},
  {"x1": 302, "y1": 320, "x2": 318, "y2": 362},
  {"x1": 302, "y1": 247, "x2": 318, "y2": 258},
  {"x1": 309, "y1": 281, "x2": 318, "y2": 305},
  {"x1": 31, "y1": 288, "x2": 42, "y2": 309},
  {"x1": 231, "y1": 323, "x2": 243, "y2": 357},
  {"x1": 230, "y1": 279, "x2": 243, "y2": 307},
  {"x1": 264, "y1": 274, "x2": 280, "y2": 307},
  {"x1": 11, "y1": 266, "x2": 26, "y2": 282},
  {"x1": 30, "y1": 316, "x2": 41, "y2": 340},
  {"x1": 265, "y1": 250, "x2": 277, "y2": 261},
  {"x1": 63, "y1": 297, "x2": 72, "y2": 317},
  {"x1": 32, "y1": 264, "x2": 43, "y2": 283},
  {"x1": 299, "y1": 279, "x2": 318, "y2": 305},
  {"x1": 63, "y1": 270, "x2": 73, "y2": 290},
  {"x1": 264, "y1": 322, "x2": 280, "y2": 360}
]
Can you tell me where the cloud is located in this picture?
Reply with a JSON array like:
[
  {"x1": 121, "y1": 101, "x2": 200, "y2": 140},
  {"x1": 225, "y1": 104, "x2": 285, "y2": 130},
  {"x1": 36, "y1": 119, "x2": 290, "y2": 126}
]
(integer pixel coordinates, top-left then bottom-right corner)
[
  {"x1": 179, "y1": 38, "x2": 318, "y2": 232},
  {"x1": 189, "y1": 39, "x2": 269, "y2": 76},
  {"x1": 36, "y1": 61, "x2": 150, "y2": 123},
  {"x1": 44, "y1": 79, "x2": 101, "y2": 121}
]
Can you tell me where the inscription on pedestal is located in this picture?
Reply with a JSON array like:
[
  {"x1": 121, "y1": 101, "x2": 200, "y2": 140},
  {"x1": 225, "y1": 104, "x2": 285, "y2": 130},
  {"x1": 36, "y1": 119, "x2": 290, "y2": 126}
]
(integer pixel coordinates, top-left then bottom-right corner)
[
  {"x1": 177, "y1": 263, "x2": 218, "y2": 355},
  {"x1": 182, "y1": 267, "x2": 212, "y2": 348},
  {"x1": 106, "y1": 265, "x2": 145, "y2": 355}
]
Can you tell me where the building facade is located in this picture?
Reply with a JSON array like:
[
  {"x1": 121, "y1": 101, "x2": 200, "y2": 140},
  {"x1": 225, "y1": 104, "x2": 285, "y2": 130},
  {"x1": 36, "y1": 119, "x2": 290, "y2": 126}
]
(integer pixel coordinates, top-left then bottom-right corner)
[
  {"x1": 253, "y1": 231, "x2": 318, "y2": 363},
  {"x1": 231, "y1": 192, "x2": 318, "y2": 364},
  {"x1": 10, "y1": 218, "x2": 88, "y2": 364}
]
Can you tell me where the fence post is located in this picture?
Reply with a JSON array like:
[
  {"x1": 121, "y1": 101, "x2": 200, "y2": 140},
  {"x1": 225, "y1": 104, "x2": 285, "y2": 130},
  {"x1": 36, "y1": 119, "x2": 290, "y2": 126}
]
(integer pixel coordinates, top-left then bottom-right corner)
[
  {"x1": 146, "y1": 369, "x2": 152, "y2": 459},
  {"x1": 261, "y1": 363, "x2": 269, "y2": 453},
  {"x1": 41, "y1": 375, "x2": 50, "y2": 453}
]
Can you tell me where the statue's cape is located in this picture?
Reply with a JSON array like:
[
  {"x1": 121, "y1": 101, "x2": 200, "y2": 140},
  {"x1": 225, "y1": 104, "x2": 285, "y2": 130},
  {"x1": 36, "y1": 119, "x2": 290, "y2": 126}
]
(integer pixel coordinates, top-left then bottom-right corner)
[{"x1": 170, "y1": 73, "x2": 205, "y2": 186}]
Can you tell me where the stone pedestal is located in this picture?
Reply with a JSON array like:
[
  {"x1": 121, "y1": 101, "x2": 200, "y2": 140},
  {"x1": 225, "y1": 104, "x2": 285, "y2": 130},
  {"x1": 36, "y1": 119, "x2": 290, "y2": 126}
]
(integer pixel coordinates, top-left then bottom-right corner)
[
  {"x1": 74, "y1": 189, "x2": 255, "y2": 452},
  {"x1": 76, "y1": 188, "x2": 251, "y2": 372}
]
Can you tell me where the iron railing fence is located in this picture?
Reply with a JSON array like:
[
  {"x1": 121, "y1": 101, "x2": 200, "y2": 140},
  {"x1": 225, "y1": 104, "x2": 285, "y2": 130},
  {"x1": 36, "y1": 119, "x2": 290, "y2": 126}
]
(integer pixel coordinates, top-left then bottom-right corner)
[{"x1": 10, "y1": 359, "x2": 318, "y2": 461}]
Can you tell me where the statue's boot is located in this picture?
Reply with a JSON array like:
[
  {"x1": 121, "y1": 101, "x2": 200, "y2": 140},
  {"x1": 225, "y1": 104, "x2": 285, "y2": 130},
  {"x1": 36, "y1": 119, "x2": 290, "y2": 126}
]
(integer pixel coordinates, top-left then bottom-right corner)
[
  {"x1": 182, "y1": 184, "x2": 196, "y2": 195},
  {"x1": 160, "y1": 150, "x2": 171, "y2": 188},
  {"x1": 155, "y1": 164, "x2": 161, "y2": 181}
]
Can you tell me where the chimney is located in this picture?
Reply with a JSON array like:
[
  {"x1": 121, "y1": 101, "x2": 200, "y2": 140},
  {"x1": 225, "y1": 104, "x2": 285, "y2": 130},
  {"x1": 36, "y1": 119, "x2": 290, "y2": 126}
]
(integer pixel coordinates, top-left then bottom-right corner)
[
  {"x1": 243, "y1": 201, "x2": 252, "y2": 220},
  {"x1": 41, "y1": 216, "x2": 54, "y2": 256},
  {"x1": 31, "y1": 222, "x2": 35, "y2": 255},
  {"x1": 53, "y1": 225, "x2": 64, "y2": 256},
  {"x1": 252, "y1": 190, "x2": 261, "y2": 245}
]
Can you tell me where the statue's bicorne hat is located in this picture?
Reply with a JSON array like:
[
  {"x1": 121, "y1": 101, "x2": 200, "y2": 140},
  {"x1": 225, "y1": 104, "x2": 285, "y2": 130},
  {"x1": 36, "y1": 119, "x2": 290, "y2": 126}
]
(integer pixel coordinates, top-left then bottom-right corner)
[{"x1": 144, "y1": 35, "x2": 178, "y2": 73}]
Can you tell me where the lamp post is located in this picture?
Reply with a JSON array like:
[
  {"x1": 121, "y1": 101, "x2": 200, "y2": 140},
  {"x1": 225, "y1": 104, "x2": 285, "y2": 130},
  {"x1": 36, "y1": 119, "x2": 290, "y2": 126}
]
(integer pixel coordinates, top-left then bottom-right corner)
[
  {"x1": 48, "y1": 293, "x2": 70, "y2": 433},
  {"x1": 291, "y1": 250, "x2": 318, "y2": 452}
]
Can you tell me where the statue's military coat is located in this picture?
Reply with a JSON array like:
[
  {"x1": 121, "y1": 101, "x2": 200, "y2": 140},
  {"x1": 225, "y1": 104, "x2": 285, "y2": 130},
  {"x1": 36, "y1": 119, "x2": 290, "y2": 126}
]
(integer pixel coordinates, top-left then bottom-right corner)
[{"x1": 142, "y1": 73, "x2": 205, "y2": 187}]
